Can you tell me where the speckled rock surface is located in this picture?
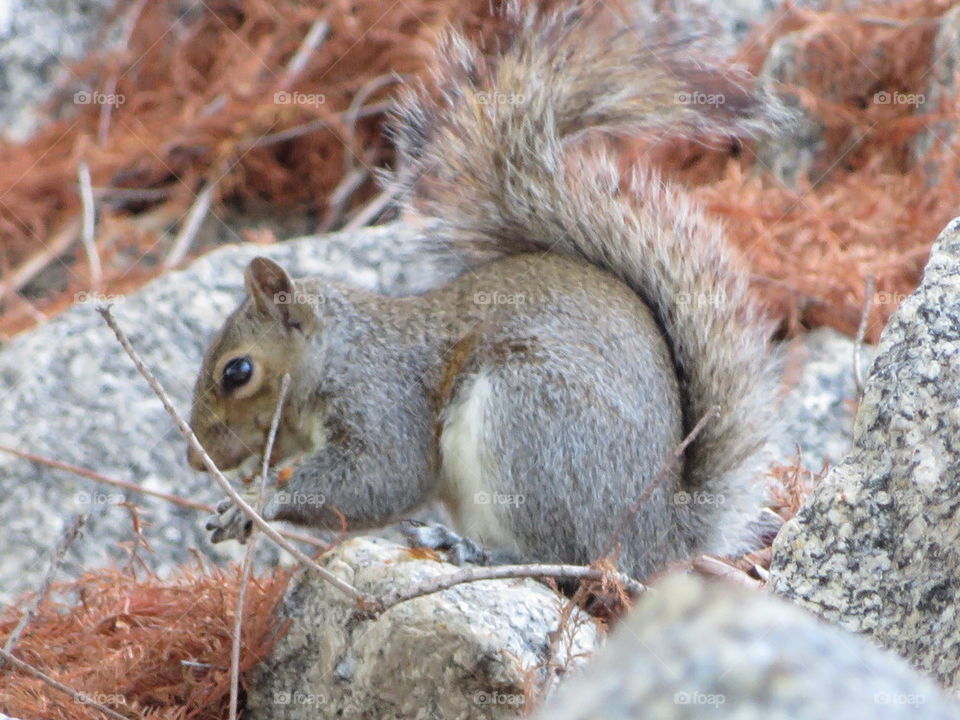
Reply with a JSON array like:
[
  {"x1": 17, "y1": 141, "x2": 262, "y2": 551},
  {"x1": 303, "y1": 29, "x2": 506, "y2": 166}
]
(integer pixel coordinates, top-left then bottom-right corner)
[
  {"x1": 247, "y1": 537, "x2": 600, "y2": 720},
  {"x1": 770, "y1": 215, "x2": 960, "y2": 691},
  {"x1": 911, "y1": 5, "x2": 960, "y2": 176},
  {"x1": 754, "y1": 25, "x2": 829, "y2": 187},
  {"x1": 773, "y1": 327, "x2": 876, "y2": 470},
  {"x1": 630, "y1": 0, "x2": 800, "y2": 52},
  {"x1": 0, "y1": 224, "x2": 449, "y2": 605},
  {"x1": 538, "y1": 575, "x2": 960, "y2": 720},
  {"x1": 0, "y1": 0, "x2": 118, "y2": 141}
]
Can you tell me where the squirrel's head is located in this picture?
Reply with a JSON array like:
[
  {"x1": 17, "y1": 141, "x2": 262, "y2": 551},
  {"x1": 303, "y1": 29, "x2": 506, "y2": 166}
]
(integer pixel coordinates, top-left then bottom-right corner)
[{"x1": 187, "y1": 256, "x2": 319, "y2": 472}]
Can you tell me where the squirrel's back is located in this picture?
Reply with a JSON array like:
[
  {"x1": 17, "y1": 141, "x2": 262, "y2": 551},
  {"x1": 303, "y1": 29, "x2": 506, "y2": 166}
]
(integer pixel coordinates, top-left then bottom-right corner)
[{"x1": 388, "y1": 2, "x2": 786, "y2": 555}]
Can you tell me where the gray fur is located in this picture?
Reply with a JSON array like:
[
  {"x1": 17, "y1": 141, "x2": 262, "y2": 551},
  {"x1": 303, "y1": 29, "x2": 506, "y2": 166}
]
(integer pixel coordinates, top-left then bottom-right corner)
[{"x1": 190, "y1": 4, "x2": 781, "y2": 580}]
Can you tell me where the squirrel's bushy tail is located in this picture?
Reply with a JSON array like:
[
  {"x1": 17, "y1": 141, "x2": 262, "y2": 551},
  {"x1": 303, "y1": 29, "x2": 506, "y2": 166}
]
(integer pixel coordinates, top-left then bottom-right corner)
[{"x1": 388, "y1": 3, "x2": 785, "y2": 552}]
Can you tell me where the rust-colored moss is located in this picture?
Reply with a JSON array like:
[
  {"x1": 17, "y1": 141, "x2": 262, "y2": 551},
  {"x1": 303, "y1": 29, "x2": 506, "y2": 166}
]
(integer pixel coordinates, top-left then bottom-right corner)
[{"x1": 0, "y1": 565, "x2": 290, "y2": 720}]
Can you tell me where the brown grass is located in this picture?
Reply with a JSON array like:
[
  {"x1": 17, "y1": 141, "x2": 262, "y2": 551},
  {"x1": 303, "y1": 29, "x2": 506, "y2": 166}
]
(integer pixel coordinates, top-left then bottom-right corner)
[
  {"x1": 0, "y1": 565, "x2": 290, "y2": 719},
  {"x1": 3, "y1": 1, "x2": 959, "y2": 343},
  {"x1": 0, "y1": 0, "x2": 519, "y2": 336},
  {"x1": 2, "y1": 1, "x2": 959, "y2": 710},
  {"x1": 640, "y1": 0, "x2": 960, "y2": 342}
]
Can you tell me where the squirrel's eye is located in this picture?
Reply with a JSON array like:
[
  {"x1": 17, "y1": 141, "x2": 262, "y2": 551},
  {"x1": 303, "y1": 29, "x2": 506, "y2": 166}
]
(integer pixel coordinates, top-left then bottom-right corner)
[{"x1": 222, "y1": 356, "x2": 253, "y2": 392}]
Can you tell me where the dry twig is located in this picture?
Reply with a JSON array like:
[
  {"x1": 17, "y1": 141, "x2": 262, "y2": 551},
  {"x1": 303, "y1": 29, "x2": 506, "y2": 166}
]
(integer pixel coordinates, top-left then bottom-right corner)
[
  {"x1": 278, "y1": 18, "x2": 330, "y2": 88},
  {"x1": 0, "y1": 648, "x2": 129, "y2": 720},
  {"x1": 600, "y1": 406, "x2": 720, "y2": 559},
  {"x1": 77, "y1": 162, "x2": 101, "y2": 290},
  {"x1": 854, "y1": 273, "x2": 876, "y2": 397},
  {"x1": 163, "y1": 182, "x2": 217, "y2": 271},
  {"x1": 1, "y1": 514, "x2": 87, "y2": 666},
  {"x1": 0, "y1": 218, "x2": 81, "y2": 300},
  {"x1": 229, "y1": 374, "x2": 290, "y2": 720},
  {"x1": 376, "y1": 564, "x2": 645, "y2": 614},
  {"x1": 0, "y1": 443, "x2": 327, "y2": 548}
]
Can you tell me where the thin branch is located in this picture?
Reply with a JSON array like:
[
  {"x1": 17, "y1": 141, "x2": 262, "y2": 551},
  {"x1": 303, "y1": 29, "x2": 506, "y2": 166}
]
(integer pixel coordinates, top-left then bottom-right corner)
[
  {"x1": 854, "y1": 273, "x2": 876, "y2": 398},
  {"x1": 340, "y1": 74, "x2": 404, "y2": 173},
  {"x1": 0, "y1": 648, "x2": 129, "y2": 720},
  {"x1": 97, "y1": 305, "x2": 374, "y2": 608},
  {"x1": 691, "y1": 555, "x2": 763, "y2": 590},
  {"x1": 93, "y1": 186, "x2": 171, "y2": 204},
  {"x1": 0, "y1": 444, "x2": 210, "y2": 512},
  {"x1": 97, "y1": 0, "x2": 147, "y2": 144},
  {"x1": 279, "y1": 18, "x2": 329, "y2": 88},
  {"x1": 0, "y1": 217, "x2": 81, "y2": 299},
  {"x1": 229, "y1": 374, "x2": 290, "y2": 720},
  {"x1": 77, "y1": 162, "x2": 102, "y2": 291},
  {"x1": 376, "y1": 564, "x2": 645, "y2": 613},
  {"x1": 342, "y1": 183, "x2": 402, "y2": 230},
  {"x1": 600, "y1": 406, "x2": 720, "y2": 559},
  {"x1": 0, "y1": 444, "x2": 328, "y2": 548},
  {"x1": 243, "y1": 102, "x2": 389, "y2": 151},
  {"x1": 320, "y1": 164, "x2": 373, "y2": 232},
  {"x1": 163, "y1": 182, "x2": 216, "y2": 271},
  {"x1": 1, "y1": 514, "x2": 87, "y2": 666}
]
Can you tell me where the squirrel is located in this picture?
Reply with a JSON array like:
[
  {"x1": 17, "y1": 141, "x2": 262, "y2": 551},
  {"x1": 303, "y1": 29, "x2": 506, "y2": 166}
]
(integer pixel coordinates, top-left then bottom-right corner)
[{"x1": 187, "y1": 3, "x2": 785, "y2": 581}]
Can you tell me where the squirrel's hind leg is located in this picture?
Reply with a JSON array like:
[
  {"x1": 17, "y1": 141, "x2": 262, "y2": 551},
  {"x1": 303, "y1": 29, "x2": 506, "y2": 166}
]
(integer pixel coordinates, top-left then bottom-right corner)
[{"x1": 438, "y1": 331, "x2": 684, "y2": 580}]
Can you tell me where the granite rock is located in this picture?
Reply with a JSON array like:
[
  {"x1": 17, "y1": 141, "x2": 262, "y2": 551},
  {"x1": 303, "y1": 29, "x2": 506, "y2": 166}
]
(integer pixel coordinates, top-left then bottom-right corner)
[
  {"x1": 247, "y1": 536, "x2": 601, "y2": 720},
  {"x1": 0, "y1": 0, "x2": 118, "y2": 141},
  {"x1": 910, "y1": 5, "x2": 960, "y2": 177},
  {"x1": 773, "y1": 327, "x2": 877, "y2": 470},
  {"x1": 538, "y1": 575, "x2": 960, "y2": 720},
  {"x1": 0, "y1": 224, "x2": 450, "y2": 605},
  {"x1": 770, "y1": 215, "x2": 960, "y2": 691}
]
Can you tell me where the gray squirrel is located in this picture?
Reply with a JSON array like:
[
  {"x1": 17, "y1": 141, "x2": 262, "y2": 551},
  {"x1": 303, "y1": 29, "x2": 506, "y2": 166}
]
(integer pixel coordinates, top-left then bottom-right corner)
[{"x1": 188, "y1": 3, "x2": 785, "y2": 581}]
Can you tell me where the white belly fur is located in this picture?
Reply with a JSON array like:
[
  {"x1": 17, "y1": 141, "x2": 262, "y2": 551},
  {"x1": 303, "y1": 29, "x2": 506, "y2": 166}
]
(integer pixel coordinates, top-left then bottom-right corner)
[{"x1": 439, "y1": 372, "x2": 519, "y2": 553}]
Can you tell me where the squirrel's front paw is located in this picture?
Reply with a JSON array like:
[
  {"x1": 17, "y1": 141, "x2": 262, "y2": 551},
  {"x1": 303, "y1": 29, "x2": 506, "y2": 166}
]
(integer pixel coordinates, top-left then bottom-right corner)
[
  {"x1": 399, "y1": 519, "x2": 489, "y2": 566},
  {"x1": 206, "y1": 499, "x2": 253, "y2": 544}
]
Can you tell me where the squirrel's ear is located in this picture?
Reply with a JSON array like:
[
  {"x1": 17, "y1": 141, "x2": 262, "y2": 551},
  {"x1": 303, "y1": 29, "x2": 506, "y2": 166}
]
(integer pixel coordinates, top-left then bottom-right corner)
[{"x1": 244, "y1": 257, "x2": 314, "y2": 331}]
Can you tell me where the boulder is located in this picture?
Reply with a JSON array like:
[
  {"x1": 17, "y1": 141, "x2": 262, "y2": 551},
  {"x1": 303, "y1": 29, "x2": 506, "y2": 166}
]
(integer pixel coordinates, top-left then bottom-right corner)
[
  {"x1": 0, "y1": 224, "x2": 449, "y2": 604},
  {"x1": 538, "y1": 574, "x2": 960, "y2": 720},
  {"x1": 246, "y1": 537, "x2": 601, "y2": 720},
  {"x1": 770, "y1": 216, "x2": 960, "y2": 691}
]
